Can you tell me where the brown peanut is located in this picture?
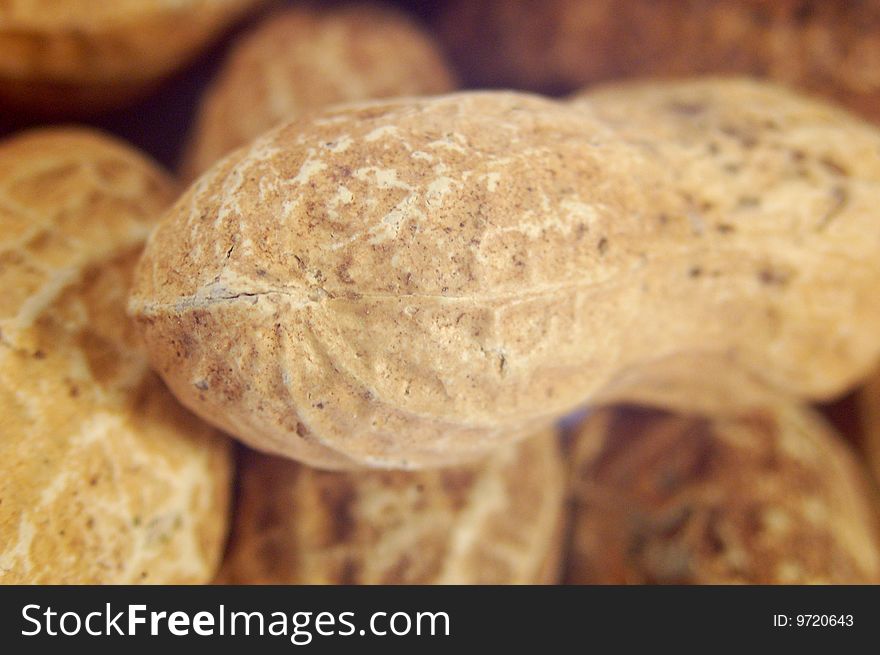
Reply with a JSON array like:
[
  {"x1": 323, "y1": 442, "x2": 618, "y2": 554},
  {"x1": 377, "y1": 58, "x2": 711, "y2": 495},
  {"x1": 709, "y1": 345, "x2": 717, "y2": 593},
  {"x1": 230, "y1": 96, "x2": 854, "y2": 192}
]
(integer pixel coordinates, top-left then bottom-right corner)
[
  {"x1": 220, "y1": 429, "x2": 565, "y2": 584},
  {"x1": 0, "y1": 128, "x2": 231, "y2": 583},
  {"x1": 130, "y1": 83, "x2": 880, "y2": 469}
]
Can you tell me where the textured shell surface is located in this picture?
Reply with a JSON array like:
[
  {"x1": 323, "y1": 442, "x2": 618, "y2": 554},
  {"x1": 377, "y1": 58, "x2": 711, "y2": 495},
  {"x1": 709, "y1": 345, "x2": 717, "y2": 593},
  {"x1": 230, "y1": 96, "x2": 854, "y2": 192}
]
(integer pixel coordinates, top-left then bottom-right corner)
[
  {"x1": 0, "y1": 128, "x2": 231, "y2": 584},
  {"x1": 133, "y1": 91, "x2": 667, "y2": 468},
  {"x1": 0, "y1": 0, "x2": 263, "y2": 111},
  {"x1": 183, "y1": 3, "x2": 457, "y2": 178},
  {"x1": 132, "y1": 85, "x2": 880, "y2": 468},
  {"x1": 221, "y1": 429, "x2": 565, "y2": 584},
  {"x1": 0, "y1": 1, "x2": 241, "y2": 24},
  {"x1": 437, "y1": 0, "x2": 880, "y2": 122},
  {"x1": 568, "y1": 385, "x2": 880, "y2": 584}
]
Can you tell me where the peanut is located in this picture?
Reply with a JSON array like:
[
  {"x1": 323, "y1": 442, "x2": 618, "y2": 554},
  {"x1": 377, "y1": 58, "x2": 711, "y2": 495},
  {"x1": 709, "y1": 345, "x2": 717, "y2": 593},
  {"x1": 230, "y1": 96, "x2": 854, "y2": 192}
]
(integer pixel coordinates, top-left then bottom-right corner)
[
  {"x1": 220, "y1": 429, "x2": 564, "y2": 584},
  {"x1": 182, "y1": 3, "x2": 456, "y2": 179},
  {"x1": 0, "y1": 128, "x2": 231, "y2": 583},
  {"x1": 130, "y1": 84, "x2": 880, "y2": 468},
  {"x1": 567, "y1": 358, "x2": 880, "y2": 584}
]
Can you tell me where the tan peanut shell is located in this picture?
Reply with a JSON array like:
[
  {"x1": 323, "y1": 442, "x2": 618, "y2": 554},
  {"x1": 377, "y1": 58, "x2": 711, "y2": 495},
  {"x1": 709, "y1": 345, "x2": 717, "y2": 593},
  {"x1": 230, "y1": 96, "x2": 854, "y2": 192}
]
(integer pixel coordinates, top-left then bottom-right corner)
[
  {"x1": 130, "y1": 85, "x2": 880, "y2": 469},
  {"x1": 183, "y1": 3, "x2": 457, "y2": 179},
  {"x1": 0, "y1": 129, "x2": 231, "y2": 584},
  {"x1": 574, "y1": 77, "x2": 880, "y2": 395},
  {"x1": 0, "y1": 0, "x2": 263, "y2": 113},
  {"x1": 567, "y1": 389, "x2": 880, "y2": 584},
  {"x1": 437, "y1": 0, "x2": 880, "y2": 123},
  {"x1": 220, "y1": 429, "x2": 564, "y2": 584}
]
